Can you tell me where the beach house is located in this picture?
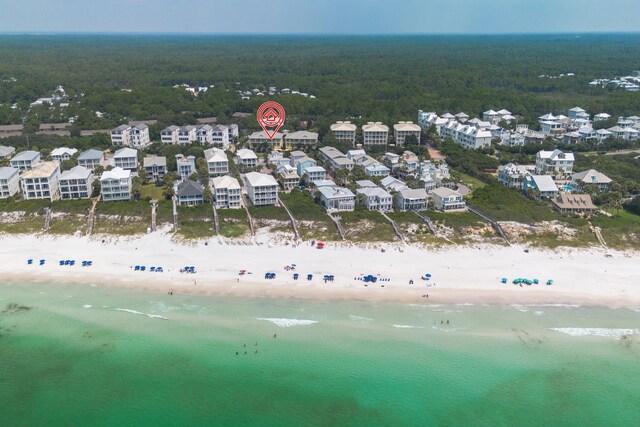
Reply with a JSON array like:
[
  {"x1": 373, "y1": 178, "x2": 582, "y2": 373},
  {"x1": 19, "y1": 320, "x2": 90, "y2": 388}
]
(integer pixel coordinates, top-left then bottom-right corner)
[
  {"x1": 51, "y1": 147, "x2": 78, "y2": 163},
  {"x1": 204, "y1": 148, "x2": 229, "y2": 177},
  {"x1": 113, "y1": 148, "x2": 139, "y2": 171},
  {"x1": 59, "y1": 166, "x2": 94, "y2": 200},
  {"x1": 535, "y1": 150, "x2": 575, "y2": 178},
  {"x1": 571, "y1": 169, "x2": 612, "y2": 192},
  {"x1": 0, "y1": 167, "x2": 20, "y2": 199},
  {"x1": 211, "y1": 175, "x2": 242, "y2": 209},
  {"x1": 0, "y1": 145, "x2": 16, "y2": 159},
  {"x1": 551, "y1": 194, "x2": 597, "y2": 216},
  {"x1": 248, "y1": 131, "x2": 283, "y2": 150},
  {"x1": 381, "y1": 176, "x2": 408, "y2": 193},
  {"x1": 175, "y1": 154, "x2": 196, "y2": 180},
  {"x1": 110, "y1": 125, "x2": 131, "y2": 146},
  {"x1": 319, "y1": 146, "x2": 355, "y2": 171},
  {"x1": 523, "y1": 175, "x2": 559, "y2": 198},
  {"x1": 177, "y1": 180, "x2": 205, "y2": 206},
  {"x1": 100, "y1": 167, "x2": 132, "y2": 201},
  {"x1": 245, "y1": 172, "x2": 279, "y2": 206},
  {"x1": 110, "y1": 124, "x2": 150, "y2": 148},
  {"x1": 395, "y1": 188, "x2": 428, "y2": 211},
  {"x1": 356, "y1": 187, "x2": 393, "y2": 212},
  {"x1": 302, "y1": 166, "x2": 326, "y2": 184},
  {"x1": 330, "y1": 121, "x2": 357, "y2": 145},
  {"x1": 236, "y1": 149, "x2": 258, "y2": 168},
  {"x1": 161, "y1": 125, "x2": 180, "y2": 144},
  {"x1": 178, "y1": 126, "x2": 197, "y2": 144},
  {"x1": 318, "y1": 186, "x2": 356, "y2": 211},
  {"x1": 20, "y1": 161, "x2": 61, "y2": 201},
  {"x1": 211, "y1": 125, "x2": 231, "y2": 148},
  {"x1": 431, "y1": 187, "x2": 466, "y2": 212},
  {"x1": 195, "y1": 124, "x2": 213, "y2": 145},
  {"x1": 393, "y1": 121, "x2": 421, "y2": 146},
  {"x1": 10, "y1": 150, "x2": 41, "y2": 171},
  {"x1": 77, "y1": 149, "x2": 104, "y2": 170},
  {"x1": 279, "y1": 169, "x2": 300, "y2": 191},
  {"x1": 498, "y1": 163, "x2": 531, "y2": 189},
  {"x1": 143, "y1": 156, "x2": 167, "y2": 183},
  {"x1": 362, "y1": 122, "x2": 389, "y2": 146}
]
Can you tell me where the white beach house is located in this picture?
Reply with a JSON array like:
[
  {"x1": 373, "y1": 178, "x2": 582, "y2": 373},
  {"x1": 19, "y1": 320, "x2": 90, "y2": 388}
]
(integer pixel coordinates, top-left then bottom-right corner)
[
  {"x1": 245, "y1": 172, "x2": 279, "y2": 206},
  {"x1": 204, "y1": 148, "x2": 229, "y2": 177},
  {"x1": 20, "y1": 161, "x2": 61, "y2": 201},
  {"x1": 212, "y1": 175, "x2": 242, "y2": 209},
  {"x1": 10, "y1": 150, "x2": 41, "y2": 171},
  {"x1": 100, "y1": 167, "x2": 132, "y2": 201},
  {"x1": 113, "y1": 148, "x2": 139, "y2": 171},
  {"x1": 431, "y1": 187, "x2": 466, "y2": 212},
  {"x1": 59, "y1": 166, "x2": 94, "y2": 200},
  {"x1": 0, "y1": 166, "x2": 20, "y2": 199}
]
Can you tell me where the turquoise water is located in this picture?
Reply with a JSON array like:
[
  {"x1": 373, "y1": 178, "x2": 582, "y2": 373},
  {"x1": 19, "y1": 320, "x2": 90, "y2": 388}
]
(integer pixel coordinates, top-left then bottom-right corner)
[{"x1": 1, "y1": 282, "x2": 639, "y2": 426}]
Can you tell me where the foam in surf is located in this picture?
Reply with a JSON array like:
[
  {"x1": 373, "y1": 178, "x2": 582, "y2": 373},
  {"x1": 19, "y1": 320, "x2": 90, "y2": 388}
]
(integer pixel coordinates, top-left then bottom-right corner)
[
  {"x1": 550, "y1": 328, "x2": 638, "y2": 339},
  {"x1": 257, "y1": 318, "x2": 318, "y2": 327}
]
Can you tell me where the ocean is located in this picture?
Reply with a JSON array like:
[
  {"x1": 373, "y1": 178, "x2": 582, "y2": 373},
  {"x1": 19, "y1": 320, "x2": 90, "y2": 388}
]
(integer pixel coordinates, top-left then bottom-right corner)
[{"x1": 0, "y1": 282, "x2": 639, "y2": 426}]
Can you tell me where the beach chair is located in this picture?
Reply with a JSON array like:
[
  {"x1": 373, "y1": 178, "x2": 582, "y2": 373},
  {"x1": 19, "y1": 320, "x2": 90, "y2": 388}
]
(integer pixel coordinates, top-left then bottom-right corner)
[
  {"x1": 307, "y1": 274, "x2": 313, "y2": 281},
  {"x1": 293, "y1": 274, "x2": 299, "y2": 280},
  {"x1": 156, "y1": 267, "x2": 163, "y2": 273},
  {"x1": 150, "y1": 267, "x2": 156, "y2": 272},
  {"x1": 39, "y1": 259, "x2": 45, "y2": 265},
  {"x1": 59, "y1": 260, "x2": 65, "y2": 266},
  {"x1": 140, "y1": 266, "x2": 146, "y2": 271},
  {"x1": 134, "y1": 266, "x2": 140, "y2": 271},
  {"x1": 87, "y1": 261, "x2": 93, "y2": 266},
  {"x1": 27, "y1": 259, "x2": 33, "y2": 265}
]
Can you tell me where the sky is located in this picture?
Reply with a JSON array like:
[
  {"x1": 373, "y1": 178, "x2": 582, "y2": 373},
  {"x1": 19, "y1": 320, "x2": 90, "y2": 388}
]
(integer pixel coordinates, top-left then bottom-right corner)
[{"x1": 1, "y1": 0, "x2": 639, "y2": 35}]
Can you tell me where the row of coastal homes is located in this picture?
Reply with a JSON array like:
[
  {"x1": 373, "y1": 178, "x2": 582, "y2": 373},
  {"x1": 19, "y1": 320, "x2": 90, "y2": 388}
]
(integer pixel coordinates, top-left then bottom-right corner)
[
  {"x1": 418, "y1": 111, "x2": 493, "y2": 149},
  {"x1": 161, "y1": 124, "x2": 238, "y2": 148},
  {"x1": 247, "y1": 130, "x2": 319, "y2": 151},
  {"x1": 328, "y1": 121, "x2": 421, "y2": 146},
  {"x1": 111, "y1": 124, "x2": 151, "y2": 149}
]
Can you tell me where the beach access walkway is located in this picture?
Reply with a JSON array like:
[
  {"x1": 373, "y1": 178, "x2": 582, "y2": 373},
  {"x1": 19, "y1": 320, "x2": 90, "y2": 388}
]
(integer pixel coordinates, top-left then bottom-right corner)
[
  {"x1": 412, "y1": 210, "x2": 438, "y2": 236},
  {"x1": 381, "y1": 211, "x2": 405, "y2": 243},
  {"x1": 86, "y1": 196, "x2": 100, "y2": 236},
  {"x1": 467, "y1": 204, "x2": 511, "y2": 245},
  {"x1": 212, "y1": 202, "x2": 220, "y2": 236},
  {"x1": 278, "y1": 198, "x2": 301, "y2": 241},
  {"x1": 327, "y1": 212, "x2": 346, "y2": 240},
  {"x1": 150, "y1": 199, "x2": 158, "y2": 232}
]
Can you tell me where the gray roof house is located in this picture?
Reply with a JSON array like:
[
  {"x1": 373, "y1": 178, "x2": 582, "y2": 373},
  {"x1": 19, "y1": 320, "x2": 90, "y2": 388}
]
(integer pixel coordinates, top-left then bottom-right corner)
[{"x1": 177, "y1": 180, "x2": 205, "y2": 206}]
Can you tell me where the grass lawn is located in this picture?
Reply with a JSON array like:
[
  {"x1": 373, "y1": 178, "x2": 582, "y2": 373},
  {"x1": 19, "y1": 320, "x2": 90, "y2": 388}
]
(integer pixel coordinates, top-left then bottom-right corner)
[
  {"x1": 280, "y1": 190, "x2": 340, "y2": 241},
  {"x1": 248, "y1": 205, "x2": 291, "y2": 221},
  {"x1": 457, "y1": 173, "x2": 487, "y2": 192},
  {"x1": 176, "y1": 204, "x2": 213, "y2": 239},
  {"x1": 140, "y1": 184, "x2": 165, "y2": 200},
  {"x1": 467, "y1": 183, "x2": 556, "y2": 224},
  {"x1": 156, "y1": 199, "x2": 174, "y2": 229},
  {"x1": 338, "y1": 207, "x2": 398, "y2": 242},
  {"x1": 591, "y1": 210, "x2": 640, "y2": 249},
  {"x1": 217, "y1": 208, "x2": 251, "y2": 238},
  {"x1": 94, "y1": 200, "x2": 151, "y2": 235}
]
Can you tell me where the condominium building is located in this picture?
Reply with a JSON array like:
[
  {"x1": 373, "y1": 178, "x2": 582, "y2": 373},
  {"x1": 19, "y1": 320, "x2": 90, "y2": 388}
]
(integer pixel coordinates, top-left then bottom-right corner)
[
  {"x1": 211, "y1": 125, "x2": 231, "y2": 148},
  {"x1": 178, "y1": 126, "x2": 197, "y2": 144},
  {"x1": 20, "y1": 161, "x2": 61, "y2": 201},
  {"x1": 212, "y1": 175, "x2": 242, "y2": 209},
  {"x1": 110, "y1": 124, "x2": 150, "y2": 148},
  {"x1": 59, "y1": 166, "x2": 94, "y2": 200},
  {"x1": 113, "y1": 148, "x2": 139, "y2": 171},
  {"x1": 143, "y1": 156, "x2": 167, "y2": 183},
  {"x1": 284, "y1": 131, "x2": 318, "y2": 149},
  {"x1": 245, "y1": 172, "x2": 278, "y2": 206},
  {"x1": 393, "y1": 121, "x2": 421, "y2": 146},
  {"x1": 100, "y1": 167, "x2": 132, "y2": 201},
  {"x1": 195, "y1": 124, "x2": 213, "y2": 145},
  {"x1": 204, "y1": 148, "x2": 229, "y2": 177},
  {"x1": 248, "y1": 131, "x2": 284, "y2": 149},
  {"x1": 330, "y1": 121, "x2": 357, "y2": 145},
  {"x1": 0, "y1": 167, "x2": 20, "y2": 199},
  {"x1": 10, "y1": 150, "x2": 41, "y2": 171},
  {"x1": 362, "y1": 122, "x2": 389, "y2": 146}
]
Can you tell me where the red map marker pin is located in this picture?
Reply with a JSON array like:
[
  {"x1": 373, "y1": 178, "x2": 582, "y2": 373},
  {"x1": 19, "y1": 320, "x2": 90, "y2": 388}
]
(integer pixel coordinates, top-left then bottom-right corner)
[{"x1": 257, "y1": 101, "x2": 286, "y2": 139}]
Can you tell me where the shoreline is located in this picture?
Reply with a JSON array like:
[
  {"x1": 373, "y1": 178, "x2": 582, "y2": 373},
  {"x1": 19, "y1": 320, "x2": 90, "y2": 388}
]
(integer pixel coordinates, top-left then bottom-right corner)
[{"x1": 1, "y1": 232, "x2": 638, "y2": 309}]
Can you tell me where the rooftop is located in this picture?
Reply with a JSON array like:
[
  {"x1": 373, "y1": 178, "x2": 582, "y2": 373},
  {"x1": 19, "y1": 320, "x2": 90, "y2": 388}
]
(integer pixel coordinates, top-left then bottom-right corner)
[
  {"x1": 11, "y1": 150, "x2": 40, "y2": 162},
  {"x1": 101, "y1": 167, "x2": 131, "y2": 181},
  {"x1": 20, "y1": 161, "x2": 59, "y2": 179},
  {"x1": 60, "y1": 165, "x2": 92, "y2": 181},
  {"x1": 114, "y1": 148, "x2": 138, "y2": 158},
  {"x1": 245, "y1": 172, "x2": 278, "y2": 187},
  {"x1": 0, "y1": 166, "x2": 18, "y2": 180},
  {"x1": 78, "y1": 149, "x2": 104, "y2": 161},
  {"x1": 143, "y1": 156, "x2": 167, "y2": 168},
  {"x1": 212, "y1": 175, "x2": 241, "y2": 190}
]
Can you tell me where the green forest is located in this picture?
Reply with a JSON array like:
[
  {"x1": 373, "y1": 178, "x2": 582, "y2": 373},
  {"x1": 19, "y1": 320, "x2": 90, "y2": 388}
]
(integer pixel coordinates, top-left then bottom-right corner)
[{"x1": 2, "y1": 34, "x2": 640, "y2": 136}]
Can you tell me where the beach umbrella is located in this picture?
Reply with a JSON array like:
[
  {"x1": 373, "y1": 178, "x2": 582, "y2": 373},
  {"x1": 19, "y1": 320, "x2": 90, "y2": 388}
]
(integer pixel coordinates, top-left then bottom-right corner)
[{"x1": 426, "y1": 274, "x2": 431, "y2": 278}]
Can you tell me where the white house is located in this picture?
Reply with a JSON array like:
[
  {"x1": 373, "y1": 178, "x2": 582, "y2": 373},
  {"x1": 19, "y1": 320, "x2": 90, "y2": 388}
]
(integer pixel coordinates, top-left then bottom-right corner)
[
  {"x1": 20, "y1": 161, "x2": 61, "y2": 201},
  {"x1": 393, "y1": 121, "x2": 421, "y2": 146},
  {"x1": 100, "y1": 167, "x2": 132, "y2": 201},
  {"x1": 212, "y1": 175, "x2": 242, "y2": 209},
  {"x1": 395, "y1": 188, "x2": 428, "y2": 211},
  {"x1": 161, "y1": 125, "x2": 180, "y2": 144},
  {"x1": 330, "y1": 121, "x2": 357, "y2": 145},
  {"x1": 0, "y1": 146, "x2": 16, "y2": 159},
  {"x1": 362, "y1": 122, "x2": 389, "y2": 146},
  {"x1": 110, "y1": 124, "x2": 131, "y2": 146},
  {"x1": 175, "y1": 154, "x2": 196, "y2": 180},
  {"x1": 211, "y1": 125, "x2": 231, "y2": 148},
  {"x1": 245, "y1": 172, "x2": 278, "y2": 206},
  {"x1": 10, "y1": 150, "x2": 41, "y2": 171},
  {"x1": 535, "y1": 149, "x2": 575, "y2": 178},
  {"x1": 431, "y1": 187, "x2": 466, "y2": 212},
  {"x1": 381, "y1": 176, "x2": 408, "y2": 193},
  {"x1": 143, "y1": 156, "x2": 167, "y2": 183},
  {"x1": 204, "y1": 147, "x2": 229, "y2": 177},
  {"x1": 113, "y1": 148, "x2": 139, "y2": 171},
  {"x1": 319, "y1": 146, "x2": 355, "y2": 171},
  {"x1": 356, "y1": 187, "x2": 393, "y2": 212},
  {"x1": 195, "y1": 124, "x2": 214, "y2": 145},
  {"x1": 318, "y1": 186, "x2": 356, "y2": 211},
  {"x1": 0, "y1": 167, "x2": 20, "y2": 199},
  {"x1": 593, "y1": 113, "x2": 611, "y2": 122},
  {"x1": 236, "y1": 149, "x2": 258, "y2": 168},
  {"x1": 51, "y1": 147, "x2": 78, "y2": 162},
  {"x1": 498, "y1": 163, "x2": 531, "y2": 189},
  {"x1": 500, "y1": 131, "x2": 526, "y2": 147},
  {"x1": 440, "y1": 121, "x2": 493, "y2": 149},
  {"x1": 59, "y1": 166, "x2": 94, "y2": 200},
  {"x1": 77, "y1": 149, "x2": 104, "y2": 170}
]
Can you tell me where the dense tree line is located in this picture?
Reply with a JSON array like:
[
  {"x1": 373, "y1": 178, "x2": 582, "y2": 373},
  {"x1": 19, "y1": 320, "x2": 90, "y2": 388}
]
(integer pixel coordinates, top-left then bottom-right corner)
[{"x1": 2, "y1": 34, "x2": 640, "y2": 134}]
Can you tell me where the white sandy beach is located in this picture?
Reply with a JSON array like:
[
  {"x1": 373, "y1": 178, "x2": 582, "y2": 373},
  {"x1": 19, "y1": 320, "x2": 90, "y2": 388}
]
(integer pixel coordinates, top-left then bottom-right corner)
[{"x1": 0, "y1": 230, "x2": 638, "y2": 308}]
